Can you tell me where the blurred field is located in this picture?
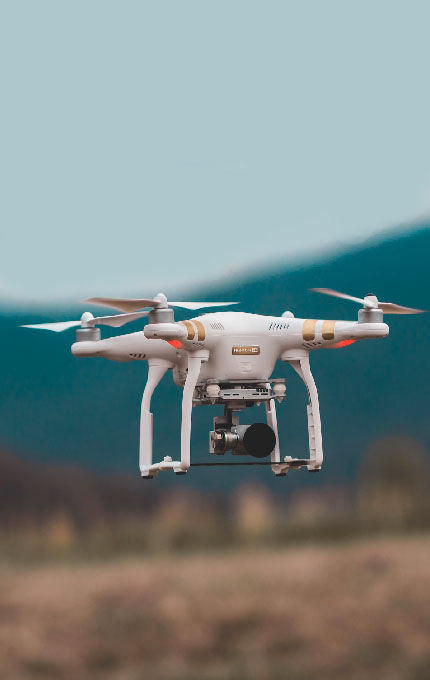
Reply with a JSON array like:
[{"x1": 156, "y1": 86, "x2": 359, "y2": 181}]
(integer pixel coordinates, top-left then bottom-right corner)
[
  {"x1": 0, "y1": 438, "x2": 429, "y2": 679},
  {"x1": 0, "y1": 535, "x2": 429, "y2": 680}
]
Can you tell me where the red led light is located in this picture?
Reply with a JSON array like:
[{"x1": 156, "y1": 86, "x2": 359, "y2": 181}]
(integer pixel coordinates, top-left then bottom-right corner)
[
  {"x1": 167, "y1": 340, "x2": 184, "y2": 348},
  {"x1": 327, "y1": 339, "x2": 356, "y2": 349}
]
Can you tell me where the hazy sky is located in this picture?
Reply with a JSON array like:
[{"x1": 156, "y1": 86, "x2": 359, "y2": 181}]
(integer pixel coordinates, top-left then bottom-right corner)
[{"x1": 1, "y1": 1, "x2": 430, "y2": 301}]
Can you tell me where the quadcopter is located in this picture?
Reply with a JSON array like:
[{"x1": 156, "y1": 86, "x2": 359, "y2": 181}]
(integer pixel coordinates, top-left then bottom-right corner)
[{"x1": 23, "y1": 289, "x2": 425, "y2": 478}]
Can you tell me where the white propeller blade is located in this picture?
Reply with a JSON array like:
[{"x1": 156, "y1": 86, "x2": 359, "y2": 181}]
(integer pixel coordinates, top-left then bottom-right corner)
[
  {"x1": 378, "y1": 302, "x2": 425, "y2": 315},
  {"x1": 21, "y1": 320, "x2": 82, "y2": 332},
  {"x1": 311, "y1": 288, "x2": 376, "y2": 307},
  {"x1": 84, "y1": 296, "x2": 239, "y2": 313},
  {"x1": 84, "y1": 297, "x2": 159, "y2": 313},
  {"x1": 311, "y1": 288, "x2": 425, "y2": 314},
  {"x1": 92, "y1": 310, "x2": 150, "y2": 327},
  {"x1": 168, "y1": 301, "x2": 239, "y2": 310}
]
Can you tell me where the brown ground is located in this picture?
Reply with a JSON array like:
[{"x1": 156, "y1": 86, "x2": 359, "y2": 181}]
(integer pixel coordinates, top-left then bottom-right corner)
[{"x1": 0, "y1": 535, "x2": 429, "y2": 680}]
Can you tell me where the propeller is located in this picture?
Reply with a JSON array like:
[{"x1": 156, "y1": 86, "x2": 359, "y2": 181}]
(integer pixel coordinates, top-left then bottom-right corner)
[
  {"x1": 311, "y1": 288, "x2": 426, "y2": 314},
  {"x1": 21, "y1": 310, "x2": 151, "y2": 332},
  {"x1": 22, "y1": 293, "x2": 239, "y2": 334},
  {"x1": 83, "y1": 292, "x2": 238, "y2": 313}
]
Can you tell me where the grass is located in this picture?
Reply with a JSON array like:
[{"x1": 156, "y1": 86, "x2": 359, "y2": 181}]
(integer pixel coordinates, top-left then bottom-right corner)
[{"x1": 0, "y1": 534, "x2": 429, "y2": 679}]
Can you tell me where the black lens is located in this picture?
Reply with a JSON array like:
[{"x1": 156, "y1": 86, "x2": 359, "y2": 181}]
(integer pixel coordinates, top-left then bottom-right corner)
[{"x1": 242, "y1": 423, "x2": 276, "y2": 458}]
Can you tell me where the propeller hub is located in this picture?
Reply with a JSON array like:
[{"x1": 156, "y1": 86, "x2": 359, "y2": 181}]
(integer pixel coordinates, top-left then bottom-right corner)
[
  {"x1": 80, "y1": 311, "x2": 95, "y2": 328},
  {"x1": 76, "y1": 312, "x2": 98, "y2": 342},
  {"x1": 153, "y1": 293, "x2": 168, "y2": 308},
  {"x1": 363, "y1": 294, "x2": 379, "y2": 309}
]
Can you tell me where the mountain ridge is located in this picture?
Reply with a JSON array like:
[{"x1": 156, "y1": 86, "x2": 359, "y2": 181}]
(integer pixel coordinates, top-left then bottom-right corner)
[{"x1": 1, "y1": 220, "x2": 428, "y2": 310}]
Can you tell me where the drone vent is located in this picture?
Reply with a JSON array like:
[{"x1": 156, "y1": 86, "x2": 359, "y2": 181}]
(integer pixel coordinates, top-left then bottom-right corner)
[
  {"x1": 210, "y1": 322, "x2": 224, "y2": 330},
  {"x1": 269, "y1": 322, "x2": 288, "y2": 330}
]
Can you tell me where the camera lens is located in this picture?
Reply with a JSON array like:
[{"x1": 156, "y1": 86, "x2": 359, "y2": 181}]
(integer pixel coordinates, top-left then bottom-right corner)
[{"x1": 242, "y1": 423, "x2": 276, "y2": 458}]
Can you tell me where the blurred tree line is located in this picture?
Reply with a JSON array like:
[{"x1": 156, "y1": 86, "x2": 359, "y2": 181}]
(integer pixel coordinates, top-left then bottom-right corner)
[{"x1": 0, "y1": 434, "x2": 428, "y2": 561}]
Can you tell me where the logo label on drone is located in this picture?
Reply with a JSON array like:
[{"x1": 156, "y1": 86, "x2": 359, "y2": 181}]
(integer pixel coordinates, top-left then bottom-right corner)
[{"x1": 232, "y1": 346, "x2": 260, "y2": 355}]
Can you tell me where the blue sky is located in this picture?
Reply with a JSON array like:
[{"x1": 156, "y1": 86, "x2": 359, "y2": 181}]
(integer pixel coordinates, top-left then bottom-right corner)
[{"x1": 1, "y1": 1, "x2": 429, "y2": 301}]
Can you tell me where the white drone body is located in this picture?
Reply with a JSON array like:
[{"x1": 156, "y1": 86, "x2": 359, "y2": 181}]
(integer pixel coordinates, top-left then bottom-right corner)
[{"x1": 23, "y1": 289, "x2": 424, "y2": 478}]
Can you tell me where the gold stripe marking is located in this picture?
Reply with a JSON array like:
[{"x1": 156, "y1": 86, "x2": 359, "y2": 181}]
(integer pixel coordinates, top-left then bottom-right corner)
[
  {"x1": 180, "y1": 321, "x2": 195, "y2": 340},
  {"x1": 322, "y1": 320, "x2": 336, "y2": 340},
  {"x1": 193, "y1": 319, "x2": 206, "y2": 341},
  {"x1": 302, "y1": 319, "x2": 317, "y2": 341}
]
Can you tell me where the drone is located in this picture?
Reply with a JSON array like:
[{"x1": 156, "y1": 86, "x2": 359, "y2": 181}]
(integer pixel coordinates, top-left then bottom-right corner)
[{"x1": 22, "y1": 289, "x2": 425, "y2": 478}]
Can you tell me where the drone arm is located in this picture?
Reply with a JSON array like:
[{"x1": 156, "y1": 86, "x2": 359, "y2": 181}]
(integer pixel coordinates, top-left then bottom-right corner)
[
  {"x1": 139, "y1": 361, "x2": 171, "y2": 477},
  {"x1": 286, "y1": 354, "x2": 323, "y2": 470},
  {"x1": 178, "y1": 351, "x2": 208, "y2": 473}
]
